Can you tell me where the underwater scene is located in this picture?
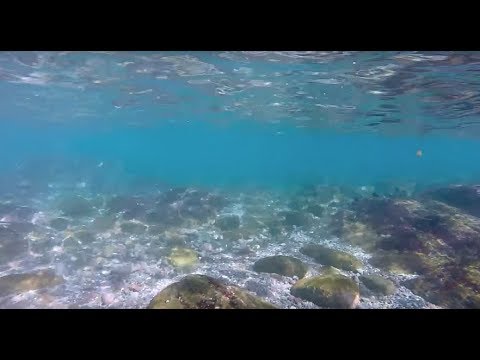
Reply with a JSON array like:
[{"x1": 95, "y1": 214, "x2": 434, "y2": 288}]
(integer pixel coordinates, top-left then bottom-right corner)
[{"x1": 1, "y1": 51, "x2": 480, "y2": 309}]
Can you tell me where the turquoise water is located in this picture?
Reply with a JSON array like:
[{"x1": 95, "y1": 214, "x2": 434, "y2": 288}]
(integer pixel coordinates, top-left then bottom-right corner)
[{"x1": 2, "y1": 51, "x2": 480, "y2": 309}]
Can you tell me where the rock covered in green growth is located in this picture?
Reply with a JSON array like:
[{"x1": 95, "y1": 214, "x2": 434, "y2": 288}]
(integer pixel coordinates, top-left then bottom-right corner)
[
  {"x1": 404, "y1": 262, "x2": 480, "y2": 309},
  {"x1": 300, "y1": 244, "x2": 362, "y2": 271},
  {"x1": 49, "y1": 217, "x2": 70, "y2": 231},
  {"x1": 253, "y1": 255, "x2": 308, "y2": 278},
  {"x1": 90, "y1": 214, "x2": 117, "y2": 232},
  {"x1": 369, "y1": 251, "x2": 430, "y2": 275},
  {"x1": 120, "y1": 221, "x2": 147, "y2": 235},
  {"x1": 147, "y1": 274, "x2": 276, "y2": 309},
  {"x1": 0, "y1": 269, "x2": 64, "y2": 296},
  {"x1": 290, "y1": 273, "x2": 360, "y2": 309},
  {"x1": 283, "y1": 211, "x2": 312, "y2": 227},
  {"x1": 360, "y1": 274, "x2": 396, "y2": 296},
  {"x1": 167, "y1": 247, "x2": 199, "y2": 268},
  {"x1": 305, "y1": 204, "x2": 324, "y2": 217},
  {"x1": 215, "y1": 215, "x2": 240, "y2": 231},
  {"x1": 0, "y1": 226, "x2": 28, "y2": 264},
  {"x1": 57, "y1": 195, "x2": 93, "y2": 217},
  {"x1": 74, "y1": 230, "x2": 96, "y2": 243}
]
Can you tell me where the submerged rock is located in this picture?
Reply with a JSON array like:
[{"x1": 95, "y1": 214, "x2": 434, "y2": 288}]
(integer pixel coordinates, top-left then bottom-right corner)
[
  {"x1": 90, "y1": 214, "x2": 117, "y2": 232},
  {"x1": 290, "y1": 272, "x2": 360, "y2": 309},
  {"x1": 0, "y1": 269, "x2": 64, "y2": 297},
  {"x1": 300, "y1": 244, "x2": 362, "y2": 271},
  {"x1": 215, "y1": 215, "x2": 240, "y2": 231},
  {"x1": 0, "y1": 226, "x2": 28, "y2": 264},
  {"x1": 147, "y1": 274, "x2": 276, "y2": 309},
  {"x1": 253, "y1": 255, "x2": 308, "y2": 278},
  {"x1": 282, "y1": 211, "x2": 312, "y2": 227},
  {"x1": 106, "y1": 195, "x2": 142, "y2": 214},
  {"x1": 360, "y1": 274, "x2": 396, "y2": 296},
  {"x1": 167, "y1": 247, "x2": 199, "y2": 268},
  {"x1": 58, "y1": 196, "x2": 93, "y2": 217},
  {"x1": 120, "y1": 221, "x2": 147, "y2": 235},
  {"x1": 369, "y1": 251, "x2": 430, "y2": 275},
  {"x1": 404, "y1": 262, "x2": 480, "y2": 309},
  {"x1": 423, "y1": 185, "x2": 480, "y2": 218},
  {"x1": 49, "y1": 217, "x2": 70, "y2": 231},
  {"x1": 305, "y1": 204, "x2": 324, "y2": 217}
]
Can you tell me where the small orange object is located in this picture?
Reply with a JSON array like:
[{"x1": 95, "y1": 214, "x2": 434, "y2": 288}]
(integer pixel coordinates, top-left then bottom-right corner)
[{"x1": 416, "y1": 149, "x2": 423, "y2": 157}]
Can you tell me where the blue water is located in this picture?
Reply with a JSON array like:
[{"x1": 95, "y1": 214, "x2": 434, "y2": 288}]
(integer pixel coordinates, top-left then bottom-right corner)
[{"x1": 3, "y1": 51, "x2": 480, "y2": 309}]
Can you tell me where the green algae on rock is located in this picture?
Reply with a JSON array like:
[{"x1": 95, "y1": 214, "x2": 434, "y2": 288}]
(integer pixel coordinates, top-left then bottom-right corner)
[
  {"x1": 57, "y1": 195, "x2": 94, "y2": 217},
  {"x1": 167, "y1": 247, "x2": 199, "y2": 268},
  {"x1": 300, "y1": 244, "x2": 362, "y2": 271},
  {"x1": 147, "y1": 274, "x2": 276, "y2": 309},
  {"x1": 0, "y1": 269, "x2": 64, "y2": 297},
  {"x1": 360, "y1": 274, "x2": 396, "y2": 296},
  {"x1": 49, "y1": 217, "x2": 70, "y2": 231},
  {"x1": 369, "y1": 251, "x2": 431, "y2": 275},
  {"x1": 215, "y1": 215, "x2": 240, "y2": 231},
  {"x1": 90, "y1": 214, "x2": 117, "y2": 232},
  {"x1": 120, "y1": 221, "x2": 147, "y2": 235},
  {"x1": 404, "y1": 262, "x2": 480, "y2": 309},
  {"x1": 253, "y1": 255, "x2": 308, "y2": 278},
  {"x1": 290, "y1": 273, "x2": 360, "y2": 309}
]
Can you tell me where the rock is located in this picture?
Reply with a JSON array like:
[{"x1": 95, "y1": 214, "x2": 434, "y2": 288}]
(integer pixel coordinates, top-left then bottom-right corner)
[
  {"x1": 181, "y1": 204, "x2": 215, "y2": 222},
  {"x1": 57, "y1": 196, "x2": 93, "y2": 217},
  {"x1": 157, "y1": 187, "x2": 186, "y2": 204},
  {"x1": 369, "y1": 251, "x2": 430, "y2": 275},
  {"x1": 49, "y1": 217, "x2": 70, "y2": 231},
  {"x1": 215, "y1": 215, "x2": 240, "y2": 231},
  {"x1": 74, "y1": 230, "x2": 96, "y2": 243},
  {"x1": 404, "y1": 262, "x2": 480, "y2": 309},
  {"x1": 0, "y1": 269, "x2": 64, "y2": 296},
  {"x1": 167, "y1": 247, "x2": 199, "y2": 268},
  {"x1": 300, "y1": 244, "x2": 362, "y2": 271},
  {"x1": 0, "y1": 226, "x2": 28, "y2": 264},
  {"x1": 90, "y1": 214, "x2": 117, "y2": 232},
  {"x1": 148, "y1": 225, "x2": 165, "y2": 235},
  {"x1": 290, "y1": 272, "x2": 360, "y2": 309},
  {"x1": 120, "y1": 221, "x2": 147, "y2": 235},
  {"x1": 305, "y1": 204, "x2": 324, "y2": 217},
  {"x1": 106, "y1": 195, "x2": 142, "y2": 214},
  {"x1": 206, "y1": 194, "x2": 229, "y2": 210},
  {"x1": 360, "y1": 274, "x2": 396, "y2": 296},
  {"x1": 147, "y1": 274, "x2": 276, "y2": 309},
  {"x1": 145, "y1": 206, "x2": 182, "y2": 226},
  {"x1": 423, "y1": 185, "x2": 480, "y2": 217},
  {"x1": 163, "y1": 230, "x2": 188, "y2": 247},
  {"x1": 282, "y1": 211, "x2": 312, "y2": 227},
  {"x1": 253, "y1": 255, "x2": 308, "y2": 278}
]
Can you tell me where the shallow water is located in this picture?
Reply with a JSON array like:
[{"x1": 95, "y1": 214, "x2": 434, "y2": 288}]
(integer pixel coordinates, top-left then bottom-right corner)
[{"x1": 1, "y1": 51, "x2": 480, "y2": 309}]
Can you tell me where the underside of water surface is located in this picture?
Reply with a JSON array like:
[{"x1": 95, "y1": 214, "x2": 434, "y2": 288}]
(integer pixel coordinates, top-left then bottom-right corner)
[{"x1": 1, "y1": 51, "x2": 480, "y2": 309}]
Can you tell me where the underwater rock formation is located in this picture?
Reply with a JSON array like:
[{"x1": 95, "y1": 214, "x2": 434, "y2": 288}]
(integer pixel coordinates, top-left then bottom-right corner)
[
  {"x1": 300, "y1": 244, "x2": 362, "y2": 271},
  {"x1": 0, "y1": 269, "x2": 64, "y2": 297},
  {"x1": 147, "y1": 274, "x2": 276, "y2": 309},
  {"x1": 360, "y1": 274, "x2": 396, "y2": 296},
  {"x1": 253, "y1": 255, "x2": 308, "y2": 278}
]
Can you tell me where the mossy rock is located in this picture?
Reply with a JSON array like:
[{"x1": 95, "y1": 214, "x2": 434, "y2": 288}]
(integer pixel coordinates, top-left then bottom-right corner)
[
  {"x1": 120, "y1": 221, "x2": 147, "y2": 235},
  {"x1": 163, "y1": 230, "x2": 188, "y2": 247},
  {"x1": 290, "y1": 273, "x2": 360, "y2": 308},
  {"x1": 360, "y1": 274, "x2": 396, "y2": 296},
  {"x1": 404, "y1": 263, "x2": 480, "y2": 309},
  {"x1": 0, "y1": 227, "x2": 28, "y2": 264},
  {"x1": 49, "y1": 217, "x2": 70, "y2": 231},
  {"x1": 283, "y1": 211, "x2": 312, "y2": 227},
  {"x1": 57, "y1": 196, "x2": 93, "y2": 217},
  {"x1": 222, "y1": 230, "x2": 242, "y2": 242},
  {"x1": 369, "y1": 251, "x2": 431, "y2": 275},
  {"x1": 253, "y1": 255, "x2": 308, "y2": 278},
  {"x1": 0, "y1": 269, "x2": 64, "y2": 297},
  {"x1": 167, "y1": 247, "x2": 199, "y2": 268},
  {"x1": 90, "y1": 214, "x2": 117, "y2": 232},
  {"x1": 300, "y1": 244, "x2": 362, "y2": 271},
  {"x1": 74, "y1": 230, "x2": 96, "y2": 243},
  {"x1": 215, "y1": 215, "x2": 240, "y2": 231},
  {"x1": 147, "y1": 274, "x2": 276, "y2": 309},
  {"x1": 306, "y1": 204, "x2": 324, "y2": 217}
]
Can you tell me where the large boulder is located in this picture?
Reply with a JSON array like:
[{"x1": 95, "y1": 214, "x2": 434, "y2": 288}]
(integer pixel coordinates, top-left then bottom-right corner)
[
  {"x1": 57, "y1": 195, "x2": 94, "y2": 217},
  {"x1": 147, "y1": 274, "x2": 276, "y2": 309},
  {"x1": 253, "y1": 255, "x2": 308, "y2": 278},
  {"x1": 0, "y1": 269, "x2": 64, "y2": 297},
  {"x1": 300, "y1": 244, "x2": 362, "y2": 271},
  {"x1": 360, "y1": 274, "x2": 396, "y2": 296},
  {"x1": 290, "y1": 272, "x2": 360, "y2": 308}
]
